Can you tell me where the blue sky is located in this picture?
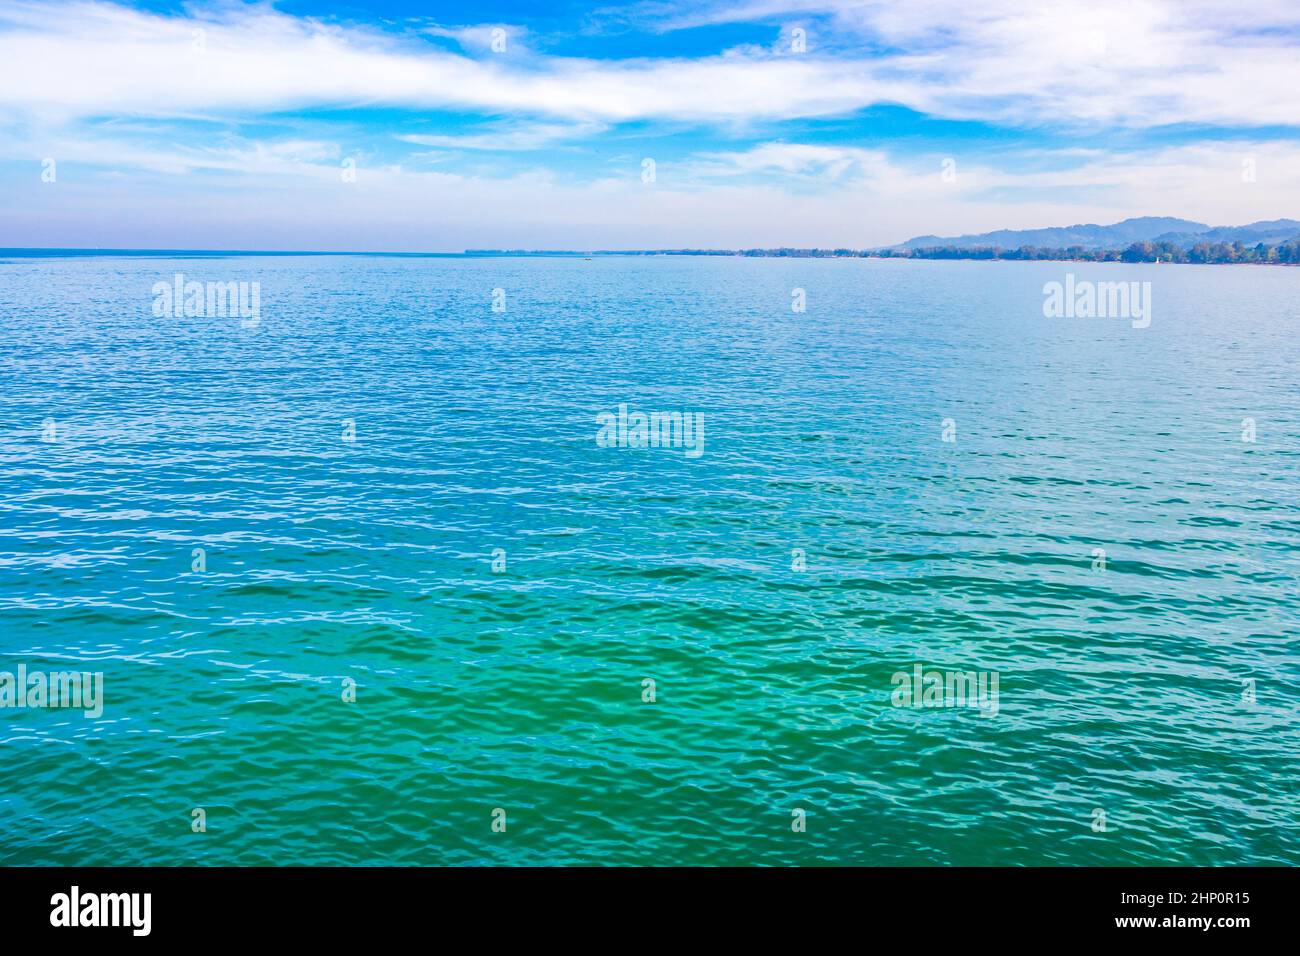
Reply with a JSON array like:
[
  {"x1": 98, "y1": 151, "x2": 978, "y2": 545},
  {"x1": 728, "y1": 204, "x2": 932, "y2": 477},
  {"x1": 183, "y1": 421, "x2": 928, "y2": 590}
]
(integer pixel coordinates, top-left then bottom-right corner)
[{"x1": 2, "y1": 0, "x2": 1299, "y2": 250}]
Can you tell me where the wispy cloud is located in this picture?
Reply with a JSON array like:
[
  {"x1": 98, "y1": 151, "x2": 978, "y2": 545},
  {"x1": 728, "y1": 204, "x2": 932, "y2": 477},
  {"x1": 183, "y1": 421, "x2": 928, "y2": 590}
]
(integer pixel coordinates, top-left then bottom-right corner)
[
  {"x1": 604, "y1": 0, "x2": 1300, "y2": 127},
  {"x1": 4, "y1": 0, "x2": 1299, "y2": 127},
  {"x1": 398, "y1": 121, "x2": 608, "y2": 152},
  {"x1": 1, "y1": 0, "x2": 1296, "y2": 248},
  {"x1": 0, "y1": 1, "x2": 909, "y2": 124}
]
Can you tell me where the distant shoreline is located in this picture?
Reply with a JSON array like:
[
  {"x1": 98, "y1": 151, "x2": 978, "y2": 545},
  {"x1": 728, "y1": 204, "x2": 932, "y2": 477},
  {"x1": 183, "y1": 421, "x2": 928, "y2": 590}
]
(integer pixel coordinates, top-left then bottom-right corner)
[
  {"x1": 2, "y1": 245, "x2": 1297, "y2": 265},
  {"x1": 460, "y1": 242, "x2": 1300, "y2": 265}
]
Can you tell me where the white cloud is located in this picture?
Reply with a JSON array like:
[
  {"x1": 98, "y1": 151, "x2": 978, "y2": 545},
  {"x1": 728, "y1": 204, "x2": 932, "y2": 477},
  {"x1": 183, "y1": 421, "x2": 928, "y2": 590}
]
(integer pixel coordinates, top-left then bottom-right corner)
[
  {"x1": 398, "y1": 121, "x2": 607, "y2": 152},
  {"x1": 7, "y1": 134, "x2": 1300, "y2": 250},
  {"x1": 616, "y1": 0, "x2": 1300, "y2": 127},
  {"x1": 2, "y1": 0, "x2": 1297, "y2": 248},
  {"x1": 1, "y1": 0, "x2": 1297, "y2": 128},
  {"x1": 419, "y1": 23, "x2": 527, "y2": 55},
  {"x1": 0, "y1": 1, "x2": 918, "y2": 124},
  {"x1": 687, "y1": 138, "x2": 1300, "y2": 228},
  {"x1": 688, "y1": 143, "x2": 885, "y2": 178}
]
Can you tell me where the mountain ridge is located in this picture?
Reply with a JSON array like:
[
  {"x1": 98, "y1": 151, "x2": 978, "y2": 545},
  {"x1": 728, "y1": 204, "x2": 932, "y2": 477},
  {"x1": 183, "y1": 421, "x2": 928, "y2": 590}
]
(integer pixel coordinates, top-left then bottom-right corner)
[{"x1": 897, "y1": 217, "x2": 1300, "y2": 251}]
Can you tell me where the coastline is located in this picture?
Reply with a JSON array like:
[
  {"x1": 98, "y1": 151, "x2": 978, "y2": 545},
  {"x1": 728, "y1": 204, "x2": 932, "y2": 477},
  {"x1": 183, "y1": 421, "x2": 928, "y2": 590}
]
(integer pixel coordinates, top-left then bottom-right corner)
[{"x1": 3, "y1": 247, "x2": 1297, "y2": 265}]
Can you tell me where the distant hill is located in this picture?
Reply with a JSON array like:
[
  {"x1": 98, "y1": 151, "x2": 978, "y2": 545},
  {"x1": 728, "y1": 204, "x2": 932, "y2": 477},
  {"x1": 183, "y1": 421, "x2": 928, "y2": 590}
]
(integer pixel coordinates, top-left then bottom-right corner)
[
  {"x1": 1148, "y1": 219, "x2": 1300, "y2": 248},
  {"x1": 897, "y1": 217, "x2": 1300, "y2": 251},
  {"x1": 459, "y1": 215, "x2": 1300, "y2": 265}
]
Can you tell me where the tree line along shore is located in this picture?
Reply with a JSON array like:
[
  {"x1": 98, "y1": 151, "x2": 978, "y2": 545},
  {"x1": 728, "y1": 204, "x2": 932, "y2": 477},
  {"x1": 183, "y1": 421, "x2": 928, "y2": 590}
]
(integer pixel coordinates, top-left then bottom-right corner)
[{"x1": 469, "y1": 239, "x2": 1300, "y2": 263}]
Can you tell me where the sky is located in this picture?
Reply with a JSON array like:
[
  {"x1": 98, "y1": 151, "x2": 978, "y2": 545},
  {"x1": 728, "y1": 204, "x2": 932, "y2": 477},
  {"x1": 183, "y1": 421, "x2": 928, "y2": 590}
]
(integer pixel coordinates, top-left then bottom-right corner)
[{"x1": 1, "y1": 0, "x2": 1299, "y2": 251}]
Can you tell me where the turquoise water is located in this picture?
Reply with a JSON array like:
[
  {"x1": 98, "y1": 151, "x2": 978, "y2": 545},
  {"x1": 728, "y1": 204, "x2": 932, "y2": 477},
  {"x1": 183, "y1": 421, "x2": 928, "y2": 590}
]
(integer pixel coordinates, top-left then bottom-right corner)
[{"x1": 1, "y1": 254, "x2": 1297, "y2": 865}]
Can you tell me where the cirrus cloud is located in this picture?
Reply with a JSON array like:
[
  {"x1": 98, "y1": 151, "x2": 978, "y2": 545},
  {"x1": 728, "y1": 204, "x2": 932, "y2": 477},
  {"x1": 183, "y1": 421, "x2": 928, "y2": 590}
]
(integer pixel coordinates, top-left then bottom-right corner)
[{"x1": 1, "y1": 0, "x2": 1298, "y2": 128}]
